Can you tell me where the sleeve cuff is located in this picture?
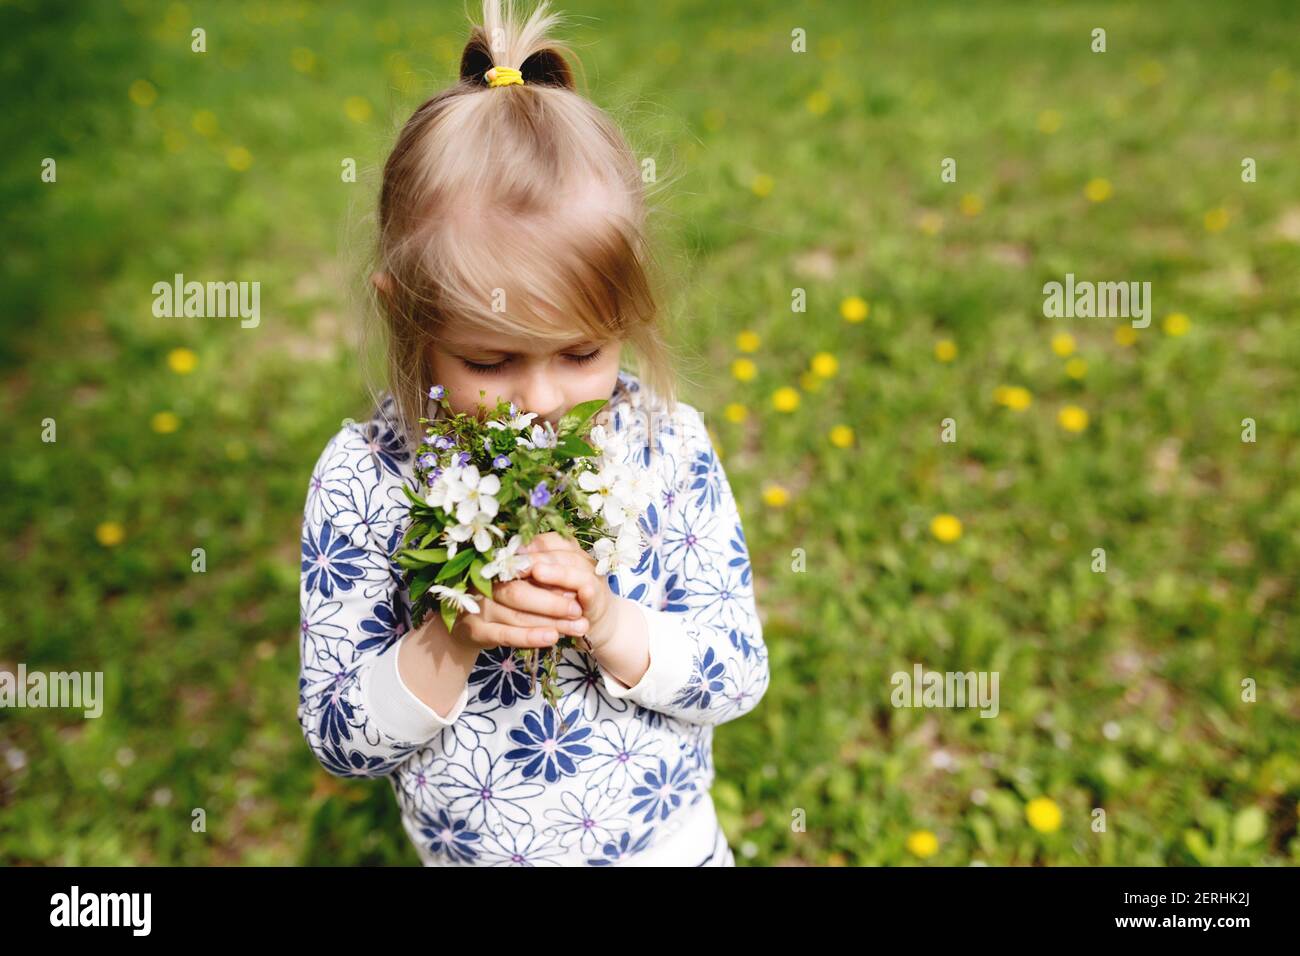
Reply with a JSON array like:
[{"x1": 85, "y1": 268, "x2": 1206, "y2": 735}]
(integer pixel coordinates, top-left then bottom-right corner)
[
  {"x1": 363, "y1": 631, "x2": 469, "y2": 742},
  {"x1": 600, "y1": 602, "x2": 696, "y2": 710}
]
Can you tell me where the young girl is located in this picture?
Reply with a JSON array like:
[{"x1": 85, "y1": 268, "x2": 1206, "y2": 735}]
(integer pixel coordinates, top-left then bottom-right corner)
[{"x1": 298, "y1": 0, "x2": 769, "y2": 866}]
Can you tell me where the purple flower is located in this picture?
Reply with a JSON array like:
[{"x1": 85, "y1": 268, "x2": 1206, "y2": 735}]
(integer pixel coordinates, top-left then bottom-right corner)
[
  {"x1": 433, "y1": 436, "x2": 455, "y2": 451},
  {"x1": 428, "y1": 385, "x2": 445, "y2": 401},
  {"x1": 530, "y1": 481, "x2": 551, "y2": 508},
  {"x1": 417, "y1": 453, "x2": 438, "y2": 470},
  {"x1": 493, "y1": 454, "x2": 512, "y2": 470},
  {"x1": 453, "y1": 451, "x2": 471, "y2": 468}
]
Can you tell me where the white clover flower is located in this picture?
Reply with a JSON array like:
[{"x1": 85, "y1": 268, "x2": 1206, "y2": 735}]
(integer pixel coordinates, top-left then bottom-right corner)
[
  {"x1": 453, "y1": 465, "x2": 501, "y2": 524},
  {"x1": 447, "y1": 512, "x2": 505, "y2": 554},
  {"x1": 428, "y1": 584, "x2": 480, "y2": 615},
  {"x1": 481, "y1": 534, "x2": 533, "y2": 582}
]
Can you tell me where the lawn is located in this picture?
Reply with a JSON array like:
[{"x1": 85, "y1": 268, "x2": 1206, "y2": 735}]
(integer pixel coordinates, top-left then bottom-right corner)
[{"x1": 1, "y1": 0, "x2": 1297, "y2": 865}]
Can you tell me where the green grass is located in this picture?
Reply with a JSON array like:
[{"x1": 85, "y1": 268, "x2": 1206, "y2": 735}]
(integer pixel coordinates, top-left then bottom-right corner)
[{"x1": 1, "y1": 0, "x2": 1298, "y2": 865}]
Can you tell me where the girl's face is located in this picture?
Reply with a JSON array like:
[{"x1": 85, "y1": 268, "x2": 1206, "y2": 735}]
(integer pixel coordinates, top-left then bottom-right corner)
[{"x1": 428, "y1": 329, "x2": 623, "y2": 426}]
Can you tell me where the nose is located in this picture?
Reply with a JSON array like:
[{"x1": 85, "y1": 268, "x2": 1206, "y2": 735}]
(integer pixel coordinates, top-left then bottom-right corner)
[{"x1": 513, "y1": 370, "x2": 565, "y2": 426}]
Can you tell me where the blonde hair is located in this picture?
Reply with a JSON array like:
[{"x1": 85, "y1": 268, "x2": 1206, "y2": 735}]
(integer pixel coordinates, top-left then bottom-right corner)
[{"x1": 365, "y1": 0, "x2": 680, "y2": 447}]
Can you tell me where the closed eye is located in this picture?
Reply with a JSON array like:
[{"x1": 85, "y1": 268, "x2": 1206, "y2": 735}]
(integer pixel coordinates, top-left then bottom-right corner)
[{"x1": 460, "y1": 348, "x2": 602, "y2": 374}]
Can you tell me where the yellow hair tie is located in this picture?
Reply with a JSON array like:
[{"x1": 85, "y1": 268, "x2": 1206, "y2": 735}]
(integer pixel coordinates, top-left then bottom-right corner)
[{"x1": 485, "y1": 66, "x2": 524, "y2": 88}]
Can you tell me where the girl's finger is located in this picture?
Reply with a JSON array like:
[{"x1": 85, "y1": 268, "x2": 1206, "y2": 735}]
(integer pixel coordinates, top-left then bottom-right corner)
[
  {"x1": 490, "y1": 577, "x2": 585, "y2": 619},
  {"x1": 527, "y1": 561, "x2": 595, "y2": 604},
  {"x1": 482, "y1": 598, "x2": 589, "y2": 637},
  {"x1": 466, "y1": 617, "x2": 562, "y2": 649}
]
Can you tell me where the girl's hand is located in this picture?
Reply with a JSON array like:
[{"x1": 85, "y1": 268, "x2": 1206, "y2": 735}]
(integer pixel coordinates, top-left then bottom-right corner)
[
  {"x1": 452, "y1": 575, "x2": 589, "y2": 650},
  {"x1": 520, "y1": 532, "x2": 616, "y2": 650}
]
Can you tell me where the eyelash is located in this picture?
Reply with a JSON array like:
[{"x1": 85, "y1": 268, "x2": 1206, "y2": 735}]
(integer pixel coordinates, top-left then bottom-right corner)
[{"x1": 461, "y1": 349, "x2": 602, "y2": 374}]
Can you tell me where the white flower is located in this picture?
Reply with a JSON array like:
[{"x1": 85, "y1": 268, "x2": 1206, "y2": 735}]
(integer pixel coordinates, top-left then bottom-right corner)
[
  {"x1": 577, "y1": 461, "x2": 631, "y2": 522},
  {"x1": 424, "y1": 465, "x2": 465, "y2": 512},
  {"x1": 517, "y1": 421, "x2": 558, "y2": 450},
  {"x1": 481, "y1": 534, "x2": 533, "y2": 582},
  {"x1": 448, "y1": 512, "x2": 505, "y2": 554},
  {"x1": 429, "y1": 584, "x2": 480, "y2": 615},
  {"x1": 592, "y1": 527, "x2": 642, "y2": 575},
  {"x1": 588, "y1": 424, "x2": 628, "y2": 462},
  {"x1": 453, "y1": 464, "x2": 501, "y2": 524},
  {"x1": 487, "y1": 403, "x2": 538, "y2": 432}
]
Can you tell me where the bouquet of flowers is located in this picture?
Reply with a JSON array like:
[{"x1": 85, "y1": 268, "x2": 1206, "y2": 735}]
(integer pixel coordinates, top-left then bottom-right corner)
[{"x1": 395, "y1": 384, "x2": 651, "y2": 712}]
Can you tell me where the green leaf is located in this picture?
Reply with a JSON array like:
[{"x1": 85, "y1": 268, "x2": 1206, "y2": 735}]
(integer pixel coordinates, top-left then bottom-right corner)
[
  {"x1": 556, "y1": 398, "x2": 606, "y2": 437},
  {"x1": 469, "y1": 559, "x2": 493, "y2": 600},
  {"x1": 409, "y1": 567, "x2": 437, "y2": 603},
  {"x1": 400, "y1": 547, "x2": 448, "y2": 564},
  {"x1": 553, "y1": 434, "x2": 596, "y2": 459},
  {"x1": 439, "y1": 600, "x2": 458, "y2": 634},
  {"x1": 435, "y1": 547, "x2": 476, "y2": 583}
]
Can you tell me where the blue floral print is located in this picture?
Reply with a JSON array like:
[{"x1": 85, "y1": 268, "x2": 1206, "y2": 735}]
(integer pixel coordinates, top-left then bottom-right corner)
[{"x1": 297, "y1": 369, "x2": 770, "y2": 865}]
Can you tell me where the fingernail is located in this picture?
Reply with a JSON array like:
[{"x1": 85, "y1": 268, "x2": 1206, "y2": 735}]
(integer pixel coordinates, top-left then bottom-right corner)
[{"x1": 569, "y1": 602, "x2": 583, "y2": 617}]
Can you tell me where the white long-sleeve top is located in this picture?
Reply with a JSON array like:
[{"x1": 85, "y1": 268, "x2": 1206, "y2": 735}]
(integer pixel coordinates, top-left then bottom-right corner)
[{"x1": 297, "y1": 369, "x2": 770, "y2": 865}]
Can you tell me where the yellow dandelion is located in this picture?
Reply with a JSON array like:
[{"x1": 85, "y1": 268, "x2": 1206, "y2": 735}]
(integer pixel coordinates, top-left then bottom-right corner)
[
  {"x1": 724, "y1": 402, "x2": 748, "y2": 424},
  {"x1": 731, "y1": 357, "x2": 757, "y2": 382},
  {"x1": 934, "y1": 339, "x2": 958, "y2": 363},
  {"x1": 736, "y1": 330, "x2": 761, "y2": 353},
  {"x1": 1051, "y1": 332, "x2": 1076, "y2": 357},
  {"x1": 1163, "y1": 312, "x2": 1190, "y2": 336},
  {"x1": 163, "y1": 129, "x2": 187, "y2": 154},
  {"x1": 151, "y1": 411, "x2": 180, "y2": 434},
  {"x1": 829, "y1": 424, "x2": 854, "y2": 448},
  {"x1": 750, "y1": 173, "x2": 774, "y2": 197},
  {"x1": 129, "y1": 79, "x2": 157, "y2": 107},
  {"x1": 906, "y1": 829, "x2": 939, "y2": 859},
  {"x1": 1064, "y1": 357, "x2": 1088, "y2": 379},
  {"x1": 191, "y1": 109, "x2": 218, "y2": 137},
  {"x1": 226, "y1": 146, "x2": 253, "y2": 171},
  {"x1": 930, "y1": 514, "x2": 962, "y2": 543},
  {"x1": 290, "y1": 47, "x2": 316, "y2": 73},
  {"x1": 761, "y1": 483, "x2": 790, "y2": 508},
  {"x1": 806, "y1": 90, "x2": 831, "y2": 115},
  {"x1": 1036, "y1": 109, "x2": 1062, "y2": 134},
  {"x1": 1204, "y1": 207, "x2": 1229, "y2": 233},
  {"x1": 344, "y1": 96, "x2": 373, "y2": 123},
  {"x1": 96, "y1": 521, "x2": 125, "y2": 547},
  {"x1": 995, "y1": 385, "x2": 1032, "y2": 411},
  {"x1": 1026, "y1": 796, "x2": 1062, "y2": 833},
  {"x1": 810, "y1": 352, "x2": 838, "y2": 378},
  {"x1": 1057, "y1": 405, "x2": 1089, "y2": 432},
  {"x1": 840, "y1": 296, "x2": 869, "y2": 322},
  {"x1": 167, "y1": 347, "x2": 198, "y2": 374},
  {"x1": 918, "y1": 210, "x2": 944, "y2": 235},
  {"x1": 798, "y1": 371, "x2": 822, "y2": 392},
  {"x1": 772, "y1": 386, "x2": 800, "y2": 412},
  {"x1": 1114, "y1": 326, "x2": 1138, "y2": 347},
  {"x1": 1084, "y1": 178, "x2": 1113, "y2": 203},
  {"x1": 959, "y1": 193, "x2": 983, "y2": 217}
]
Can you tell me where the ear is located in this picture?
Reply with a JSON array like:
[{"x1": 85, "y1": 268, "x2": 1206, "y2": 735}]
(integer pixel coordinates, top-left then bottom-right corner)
[{"x1": 370, "y1": 270, "x2": 394, "y2": 304}]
